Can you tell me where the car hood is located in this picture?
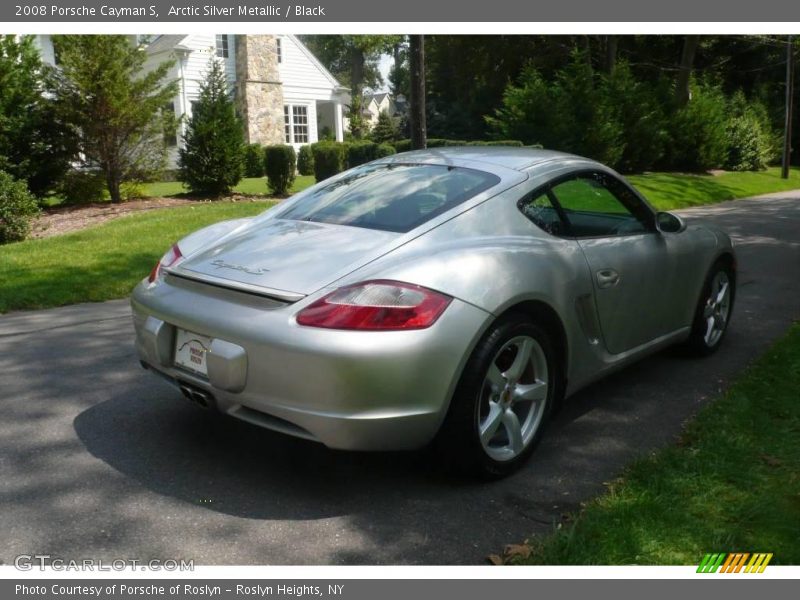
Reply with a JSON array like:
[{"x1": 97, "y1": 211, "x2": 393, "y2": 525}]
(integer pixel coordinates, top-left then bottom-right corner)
[{"x1": 172, "y1": 219, "x2": 399, "y2": 299}]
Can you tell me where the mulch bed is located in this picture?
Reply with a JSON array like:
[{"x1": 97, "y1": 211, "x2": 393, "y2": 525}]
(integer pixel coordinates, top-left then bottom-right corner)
[{"x1": 30, "y1": 196, "x2": 271, "y2": 240}]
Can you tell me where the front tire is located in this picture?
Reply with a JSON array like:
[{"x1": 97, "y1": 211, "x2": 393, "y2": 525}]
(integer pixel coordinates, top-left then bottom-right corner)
[
  {"x1": 686, "y1": 261, "x2": 735, "y2": 355},
  {"x1": 437, "y1": 314, "x2": 559, "y2": 479}
]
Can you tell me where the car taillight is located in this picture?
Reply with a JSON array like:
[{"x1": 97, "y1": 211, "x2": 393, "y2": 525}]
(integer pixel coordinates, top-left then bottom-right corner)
[
  {"x1": 296, "y1": 280, "x2": 452, "y2": 331},
  {"x1": 147, "y1": 243, "x2": 183, "y2": 284}
]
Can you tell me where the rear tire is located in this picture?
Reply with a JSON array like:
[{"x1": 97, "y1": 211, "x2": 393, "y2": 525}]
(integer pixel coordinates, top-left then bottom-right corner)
[
  {"x1": 686, "y1": 260, "x2": 735, "y2": 356},
  {"x1": 436, "y1": 313, "x2": 559, "y2": 479}
]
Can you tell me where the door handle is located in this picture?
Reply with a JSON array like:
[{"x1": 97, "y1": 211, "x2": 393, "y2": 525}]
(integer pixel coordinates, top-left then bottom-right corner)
[{"x1": 596, "y1": 269, "x2": 620, "y2": 289}]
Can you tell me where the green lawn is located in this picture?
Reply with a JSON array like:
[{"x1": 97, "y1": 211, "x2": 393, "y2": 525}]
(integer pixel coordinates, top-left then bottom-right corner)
[
  {"x1": 509, "y1": 323, "x2": 800, "y2": 565},
  {"x1": 142, "y1": 175, "x2": 315, "y2": 199},
  {"x1": 628, "y1": 167, "x2": 800, "y2": 210},
  {"x1": 0, "y1": 202, "x2": 272, "y2": 313}
]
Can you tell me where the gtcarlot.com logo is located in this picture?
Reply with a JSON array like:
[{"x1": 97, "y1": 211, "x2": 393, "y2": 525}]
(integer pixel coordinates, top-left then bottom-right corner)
[
  {"x1": 14, "y1": 554, "x2": 194, "y2": 571},
  {"x1": 697, "y1": 552, "x2": 773, "y2": 573}
]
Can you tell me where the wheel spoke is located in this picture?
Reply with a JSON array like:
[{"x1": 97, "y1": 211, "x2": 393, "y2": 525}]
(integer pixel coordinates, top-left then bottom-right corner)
[
  {"x1": 704, "y1": 316, "x2": 715, "y2": 342},
  {"x1": 503, "y1": 339, "x2": 532, "y2": 383},
  {"x1": 715, "y1": 281, "x2": 729, "y2": 305},
  {"x1": 502, "y1": 409, "x2": 523, "y2": 454},
  {"x1": 514, "y1": 381, "x2": 547, "y2": 403},
  {"x1": 480, "y1": 400, "x2": 504, "y2": 445},
  {"x1": 486, "y1": 363, "x2": 505, "y2": 389}
]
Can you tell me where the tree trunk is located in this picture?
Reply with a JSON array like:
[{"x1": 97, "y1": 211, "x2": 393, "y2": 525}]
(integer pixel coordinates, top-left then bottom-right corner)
[
  {"x1": 106, "y1": 169, "x2": 121, "y2": 204},
  {"x1": 349, "y1": 45, "x2": 366, "y2": 139},
  {"x1": 782, "y1": 35, "x2": 795, "y2": 179},
  {"x1": 605, "y1": 35, "x2": 618, "y2": 74},
  {"x1": 580, "y1": 35, "x2": 593, "y2": 69},
  {"x1": 675, "y1": 35, "x2": 700, "y2": 107},
  {"x1": 409, "y1": 35, "x2": 426, "y2": 150}
]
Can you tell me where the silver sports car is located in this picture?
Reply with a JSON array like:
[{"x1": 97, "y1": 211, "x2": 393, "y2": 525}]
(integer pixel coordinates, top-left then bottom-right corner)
[{"x1": 131, "y1": 148, "x2": 735, "y2": 477}]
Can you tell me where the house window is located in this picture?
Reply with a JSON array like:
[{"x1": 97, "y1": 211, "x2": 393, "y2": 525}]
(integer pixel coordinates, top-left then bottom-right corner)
[
  {"x1": 276, "y1": 38, "x2": 282, "y2": 63},
  {"x1": 292, "y1": 106, "x2": 308, "y2": 143},
  {"x1": 215, "y1": 34, "x2": 229, "y2": 58},
  {"x1": 163, "y1": 102, "x2": 177, "y2": 147},
  {"x1": 284, "y1": 104, "x2": 310, "y2": 144}
]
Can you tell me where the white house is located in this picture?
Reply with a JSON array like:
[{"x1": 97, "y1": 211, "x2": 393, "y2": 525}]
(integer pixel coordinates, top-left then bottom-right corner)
[
  {"x1": 363, "y1": 92, "x2": 407, "y2": 129},
  {"x1": 32, "y1": 34, "x2": 349, "y2": 168}
]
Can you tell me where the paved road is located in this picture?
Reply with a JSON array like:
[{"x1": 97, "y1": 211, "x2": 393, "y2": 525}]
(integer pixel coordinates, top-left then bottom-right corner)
[{"x1": 1, "y1": 193, "x2": 799, "y2": 566}]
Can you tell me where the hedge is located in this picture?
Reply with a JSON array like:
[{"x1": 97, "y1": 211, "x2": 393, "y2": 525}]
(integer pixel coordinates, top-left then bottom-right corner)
[
  {"x1": 0, "y1": 171, "x2": 40, "y2": 244},
  {"x1": 297, "y1": 145, "x2": 315, "y2": 176},
  {"x1": 311, "y1": 142, "x2": 348, "y2": 182},
  {"x1": 244, "y1": 144, "x2": 265, "y2": 178},
  {"x1": 308, "y1": 139, "x2": 528, "y2": 181},
  {"x1": 264, "y1": 145, "x2": 296, "y2": 195},
  {"x1": 346, "y1": 141, "x2": 398, "y2": 169},
  {"x1": 393, "y1": 138, "x2": 524, "y2": 152}
]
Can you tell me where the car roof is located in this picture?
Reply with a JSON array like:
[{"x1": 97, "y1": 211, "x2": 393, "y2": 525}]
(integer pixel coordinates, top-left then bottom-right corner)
[{"x1": 381, "y1": 146, "x2": 597, "y2": 173}]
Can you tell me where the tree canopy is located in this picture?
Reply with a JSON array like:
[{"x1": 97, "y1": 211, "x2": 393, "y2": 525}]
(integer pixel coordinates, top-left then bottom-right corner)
[{"x1": 51, "y1": 35, "x2": 177, "y2": 203}]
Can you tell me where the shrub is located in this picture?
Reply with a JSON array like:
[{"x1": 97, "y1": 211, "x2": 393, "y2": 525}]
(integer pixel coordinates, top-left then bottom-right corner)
[
  {"x1": 394, "y1": 139, "x2": 412, "y2": 152},
  {"x1": 665, "y1": 80, "x2": 729, "y2": 172},
  {"x1": 724, "y1": 92, "x2": 778, "y2": 171},
  {"x1": 605, "y1": 64, "x2": 671, "y2": 173},
  {"x1": 120, "y1": 182, "x2": 146, "y2": 200},
  {"x1": 311, "y1": 142, "x2": 347, "y2": 182},
  {"x1": 244, "y1": 144, "x2": 265, "y2": 178},
  {"x1": 0, "y1": 171, "x2": 40, "y2": 244},
  {"x1": 263, "y1": 145, "x2": 296, "y2": 195},
  {"x1": 347, "y1": 141, "x2": 380, "y2": 168},
  {"x1": 376, "y1": 144, "x2": 397, "y2": 158},
  {"x1": 484, "y1": 140, "x2": 524, "y2": 147},
  {"x1": 56, "y1": 170, "x2": 108, "y2": 205},
  {"x1": 370, "y1": 110, "x2": 400, "y2": 144},
  {"x1": 297, "y1": 145, "x2": 315, "y2": 176}
]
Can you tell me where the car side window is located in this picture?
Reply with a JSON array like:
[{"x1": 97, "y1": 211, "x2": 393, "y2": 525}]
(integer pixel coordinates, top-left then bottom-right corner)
[
  {"x1": 519, "y1": 192, "x2": 567, "y2": 236},
  {"x1": 550, "y1": 173, "x2": 652, "y2": 237}
]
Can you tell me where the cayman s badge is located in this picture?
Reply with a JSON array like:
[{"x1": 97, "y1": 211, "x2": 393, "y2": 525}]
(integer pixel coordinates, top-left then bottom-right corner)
[{"x1": 211, "y1": 259, "x2": 269, "y2": 275}]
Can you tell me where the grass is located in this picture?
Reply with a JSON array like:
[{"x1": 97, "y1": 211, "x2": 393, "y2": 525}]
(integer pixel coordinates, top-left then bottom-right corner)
[
  {"x1": 0, "y1": 201, "x2": 273, "y2": 313},
  {"x1": 512, "y1": 323, "x2": 800, "y2": 565},
  {"x1": 628, "y1": 167, "x2": 800, "y2": 210},
  {"x1": 141, "y1": 175, "x2": 315, "y2": 199}
]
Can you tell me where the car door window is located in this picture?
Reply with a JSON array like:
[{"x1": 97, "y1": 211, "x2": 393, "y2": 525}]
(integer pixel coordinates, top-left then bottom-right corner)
[
  {"x1": 519, "y1": 192, "x2": 567, "y2": 236},
  {"x1": 550, "y1": 173, "x2": 652, "y2": 237}
]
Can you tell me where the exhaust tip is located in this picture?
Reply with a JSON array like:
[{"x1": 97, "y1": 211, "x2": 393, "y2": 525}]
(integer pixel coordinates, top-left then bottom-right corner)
[{"x1": 179, "y1": 383, "x2": 212, "y2": 409}]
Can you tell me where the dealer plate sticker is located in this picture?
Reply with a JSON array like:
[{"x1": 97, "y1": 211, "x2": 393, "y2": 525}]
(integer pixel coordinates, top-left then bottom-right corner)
[{"x1": 174, "y1": 329, "x2": 213, "y2": 376}]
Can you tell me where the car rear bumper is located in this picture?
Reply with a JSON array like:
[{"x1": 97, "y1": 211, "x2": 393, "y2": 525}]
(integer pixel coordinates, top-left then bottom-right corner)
[{"x1": 131, "y1": 276, "x2": 490, "y2": 451}]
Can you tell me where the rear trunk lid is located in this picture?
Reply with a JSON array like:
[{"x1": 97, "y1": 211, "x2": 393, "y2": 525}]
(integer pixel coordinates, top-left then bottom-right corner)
[{"x1": 170, "y1": 219, "x2": 399, "y2": 300}]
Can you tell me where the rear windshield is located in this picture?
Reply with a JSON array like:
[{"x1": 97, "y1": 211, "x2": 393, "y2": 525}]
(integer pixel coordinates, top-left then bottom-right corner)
[{"x1": 276, "y1": 163, "x2": 500, "y2": 233}]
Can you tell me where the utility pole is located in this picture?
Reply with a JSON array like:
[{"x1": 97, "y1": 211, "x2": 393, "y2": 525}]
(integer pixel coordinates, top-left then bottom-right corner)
[{"x1": 782, "y1": 35, "x2": 795, "y2": 179}]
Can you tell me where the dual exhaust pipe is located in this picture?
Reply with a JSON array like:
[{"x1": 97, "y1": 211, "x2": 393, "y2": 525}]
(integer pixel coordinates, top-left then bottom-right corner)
[{"x1": 179, "y1": 383, "x2": 213, "y2": 409}]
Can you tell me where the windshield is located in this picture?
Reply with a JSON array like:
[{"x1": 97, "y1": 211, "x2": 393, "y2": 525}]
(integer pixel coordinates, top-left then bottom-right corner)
[{"x1": 276, "y1": 163, "x2": 500, "y2": 233}]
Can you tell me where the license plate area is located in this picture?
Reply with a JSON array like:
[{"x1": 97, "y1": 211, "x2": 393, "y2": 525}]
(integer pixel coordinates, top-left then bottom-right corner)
[{"x1": 174, "y1": 329, "x2": 213, "y2": 377}]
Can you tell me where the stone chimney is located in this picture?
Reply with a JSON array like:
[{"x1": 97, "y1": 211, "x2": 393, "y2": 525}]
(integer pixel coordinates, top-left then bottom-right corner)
[{"x1": 234, "y1": 35, "x2": 284, "y2": 145}]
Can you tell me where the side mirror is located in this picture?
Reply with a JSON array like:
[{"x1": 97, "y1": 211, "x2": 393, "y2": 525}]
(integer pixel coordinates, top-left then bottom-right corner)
[{"x1": 656, "y1": 211, "x2": 686, "y2": 234}]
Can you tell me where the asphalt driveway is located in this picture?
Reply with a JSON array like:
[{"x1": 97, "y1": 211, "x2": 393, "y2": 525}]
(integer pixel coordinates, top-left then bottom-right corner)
[{"x1": 1, "y1": 192, "x2": 798, "y2": 565}]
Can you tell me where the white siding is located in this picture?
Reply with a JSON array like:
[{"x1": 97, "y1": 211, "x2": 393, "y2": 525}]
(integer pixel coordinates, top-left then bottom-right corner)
[
  {"x1": 145, "y1": 33, "x2": 346, "y2": 166},
  {"x1": 278, "y1": 35, "x2": 337, "y2": 93},
  {"x1": 32, "y1": 35, "x2": 56, "y2": 65},
  {"x1": 170, "y1": 34, "x2": 236, "y2": 112}
]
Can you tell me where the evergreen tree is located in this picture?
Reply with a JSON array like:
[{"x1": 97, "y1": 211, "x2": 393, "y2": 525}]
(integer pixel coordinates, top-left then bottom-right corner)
[
  {"x1": 370, "y1": 110, "x2": 399, "y2": 144},
  {"x1": 0, "y1": 35, "x2": 77, "y2": 197},
  {"x1": 51, "y1": 35, "x2": 177, "y2": 203},
  {"x1": 179, "y1": 59, "x2": 244, "y2": 195}
]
